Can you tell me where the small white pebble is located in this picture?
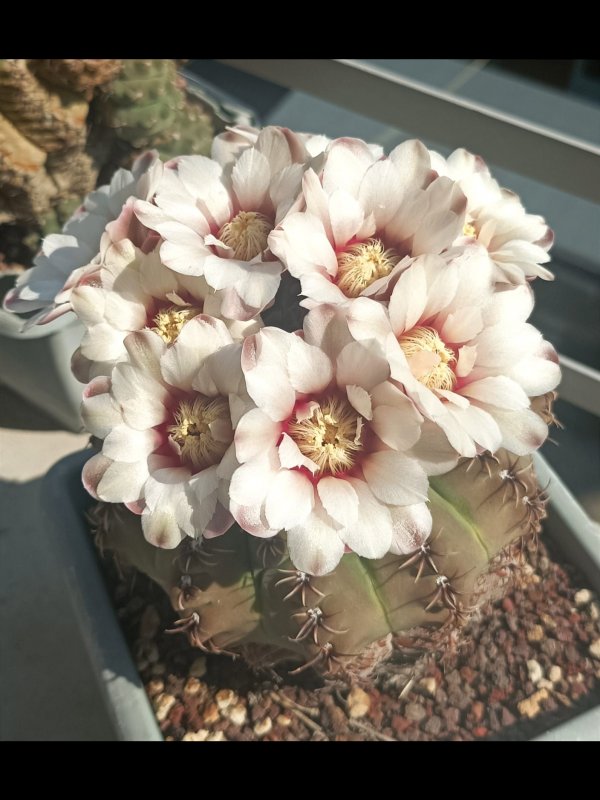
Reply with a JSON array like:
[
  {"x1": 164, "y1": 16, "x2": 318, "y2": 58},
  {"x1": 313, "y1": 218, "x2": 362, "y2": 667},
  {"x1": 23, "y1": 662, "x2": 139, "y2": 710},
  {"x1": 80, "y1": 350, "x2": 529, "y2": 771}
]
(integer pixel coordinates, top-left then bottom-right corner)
[
  {"x1": 527, "y1": 659, "x2": 544, "y2": 685},
  {"x1": 589, "y1": 639, "x2": 600, "y2": 660},
  {"x1": 216, "y1": 689, "x2": 237, "y2": 711},
  {"x1": 537, "y1": 679, "x2": 554, "y2": 691},
  {"x1": 347, "y1": 686, "x2": 371, "y2": 719},
  {"x1": 227, "y1": 704, "x2": 248, "y2": 727},
  {"x1": 182, "y1": 730, "x2": 209, "y2": 741},
  {"x1": 548, "y1": 665, "x2": 563, "y2": 684},
  {"x1": 590, "y1": 603, "x2": 600, "y2": 621},
  {"x1": 207, "y1": 731, "x2": 227, "y2": 742},
  {"x1": 277, "y1": 714, "x2": 292, "y2": 728},
  {"x1": 146, "y1": 679, "x2": 164, "y2": 698},
  {"x1": 574, "y1": 589, "x2": 592, "y2": 607},
  {"x1": 253, "y1": 717, "x2": 273, "y2": 737},
  {"x1": 183, "y1": 677, "x2": 205, "y2": 697},
  {"x1": 417, "y1": 676, "x2": 438, "y2": 698},
  {"x1": 153, "y1": 693, "x2": 176, "y2": 722}
]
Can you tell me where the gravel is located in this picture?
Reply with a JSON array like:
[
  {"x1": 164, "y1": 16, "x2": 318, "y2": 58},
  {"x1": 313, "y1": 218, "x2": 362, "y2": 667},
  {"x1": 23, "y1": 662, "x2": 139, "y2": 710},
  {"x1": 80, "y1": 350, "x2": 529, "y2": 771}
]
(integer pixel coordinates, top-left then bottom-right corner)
[{"x1": 104, "y1": 538, "x2": 600, "y2": 741}]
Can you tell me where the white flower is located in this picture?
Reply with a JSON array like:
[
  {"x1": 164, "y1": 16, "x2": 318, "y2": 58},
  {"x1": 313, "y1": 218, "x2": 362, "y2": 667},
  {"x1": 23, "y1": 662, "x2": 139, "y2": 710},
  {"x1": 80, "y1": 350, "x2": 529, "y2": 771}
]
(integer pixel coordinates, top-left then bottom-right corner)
[
  {"x1": 81, "y1": 317, "x2": 247, "y2": 548},
  {"x1": 3, "y1": 151, "x2": 163, "y2": 326},
  {"x1": 269, "y1": 138, "x2": 467, "y2": 308},
  {"x1": 70, "y1": 235, "x2": 260, "y2": 383},
  {"x1": 211, "y1": 124, "x2": 333, "y2": 168},
  {"x1": 229, "y1": 314, "x2": 432, "y2": 576},
  {"x1": 134, "y1": 127, "x2": 321, "y2": 321},
  {"x1": 346, "y1": 248, "x2": 561, "y2": 459},
  {"x1": 430, "y1": 148, "x2": 554, "y2": 283}
]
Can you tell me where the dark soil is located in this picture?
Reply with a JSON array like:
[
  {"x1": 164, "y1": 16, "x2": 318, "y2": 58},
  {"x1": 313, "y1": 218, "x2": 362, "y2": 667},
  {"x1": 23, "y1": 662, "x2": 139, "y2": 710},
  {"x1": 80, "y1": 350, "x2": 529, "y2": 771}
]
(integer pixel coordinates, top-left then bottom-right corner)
[{"x1": 104, "y1": 538, "x2": 600, "y2": 741}]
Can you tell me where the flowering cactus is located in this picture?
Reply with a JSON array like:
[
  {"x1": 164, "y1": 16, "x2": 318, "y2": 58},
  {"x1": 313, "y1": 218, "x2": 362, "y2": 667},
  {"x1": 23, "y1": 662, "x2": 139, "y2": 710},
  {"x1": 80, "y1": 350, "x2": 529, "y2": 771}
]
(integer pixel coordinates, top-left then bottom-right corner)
[{"x1": 4, "y1": 124, "x2": 561, "y2": 676}]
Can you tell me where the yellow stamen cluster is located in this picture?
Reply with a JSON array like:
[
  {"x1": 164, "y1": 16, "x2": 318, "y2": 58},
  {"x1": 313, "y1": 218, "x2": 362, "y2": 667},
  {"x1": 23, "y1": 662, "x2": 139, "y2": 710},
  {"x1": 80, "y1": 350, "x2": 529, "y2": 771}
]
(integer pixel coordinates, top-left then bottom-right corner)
[
  {"x1": 463, "y1": 221, "x2": 477, "y2": 238},
  {"x1": 399, "y1": 326, "x2": 457, "y2": 391},
  {"x1": 169, "y1": 396, "x2": 232, "y2": 472},
  {"x1": 152, "y1": 305, "x2": 202, "y2": 344},
  {"x1": 336, "y1": 238, "x2": 398, "y2": 298},
  {"x1": 288, "y1": 395, "x2": 364, "y2": 476},
  {"x1": 218, "y1": 210, "x2": 273, "y2": 261}
]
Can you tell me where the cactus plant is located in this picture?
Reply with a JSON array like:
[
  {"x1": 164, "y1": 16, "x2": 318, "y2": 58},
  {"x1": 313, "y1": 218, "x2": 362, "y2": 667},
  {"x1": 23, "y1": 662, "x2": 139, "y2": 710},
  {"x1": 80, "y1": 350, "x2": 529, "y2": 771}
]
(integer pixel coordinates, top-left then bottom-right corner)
[
  {"x1": 0, "y1": 58, "x2": 97, "y2": 226},
  {"x1": 0, "y1": 59, "x2": 225, "y2": 274},
  {"x1": 92, "y1": 434, "x2": 551, "y2": 678},
  {"x1": 3, "y1": 120, "x2": 560, "y2": 685},
  {"x1": 95, "y1": 59, "x2": 216, "y2": 167}
]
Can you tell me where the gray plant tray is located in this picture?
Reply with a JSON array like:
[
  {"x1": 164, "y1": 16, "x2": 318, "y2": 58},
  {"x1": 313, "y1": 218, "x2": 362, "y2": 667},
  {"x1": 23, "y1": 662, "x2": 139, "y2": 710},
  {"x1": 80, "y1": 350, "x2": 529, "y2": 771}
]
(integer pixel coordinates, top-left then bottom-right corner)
[
  {"x1": 0, "y1": 310, "x2": 85, "y2": 432},
  {"x1": 41, "y1": 450, "x2": 600, "y2": 742}
]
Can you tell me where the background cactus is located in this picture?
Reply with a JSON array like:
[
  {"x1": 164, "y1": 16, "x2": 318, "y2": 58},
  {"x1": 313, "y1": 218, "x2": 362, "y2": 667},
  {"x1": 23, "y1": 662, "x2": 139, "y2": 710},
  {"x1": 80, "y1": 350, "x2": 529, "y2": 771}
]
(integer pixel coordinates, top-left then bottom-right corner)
[
  {"x1": 0, "y1": 59, "x2": 223, "y2": 274},
  {"x1": 93, "y1": 424, "x2": 552, "y2": 679},
  {"x1": 0, "y1": 59, "x2": 98, "y2": 240},
  {"x1": 91, "y1": 59, "x2": 217, "y2": 179}
]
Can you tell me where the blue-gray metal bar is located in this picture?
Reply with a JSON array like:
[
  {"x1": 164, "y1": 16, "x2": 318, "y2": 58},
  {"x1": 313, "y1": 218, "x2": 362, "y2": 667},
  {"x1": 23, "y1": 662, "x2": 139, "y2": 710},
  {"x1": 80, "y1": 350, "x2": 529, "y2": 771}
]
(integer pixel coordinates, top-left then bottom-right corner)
[{"x1": 218, "y1": 59, "x2": 600, "y2": 203}]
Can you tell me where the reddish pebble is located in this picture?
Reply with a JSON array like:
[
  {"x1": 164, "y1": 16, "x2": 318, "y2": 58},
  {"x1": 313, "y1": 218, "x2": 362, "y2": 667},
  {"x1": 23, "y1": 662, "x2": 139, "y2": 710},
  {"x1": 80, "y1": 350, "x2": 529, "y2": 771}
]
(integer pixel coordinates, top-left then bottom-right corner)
[
  {"x1": 460, "y1": 666, "x2": 475, "y2": 684},
  {"x1": 489, "y1": 688, "x2": 506, "y2": 704},
  {"x1": 472, "y1": 701, "x2": 485, "y2": 723},
  {"x1": 473, "y1": 726, "x2": 488, "y2": 738},
  {"x1": 392, "y1": 716, "x2": 412, "y2": 735},
  {"x1": 502, "y1": 598, "x2": 515, "y2": 613},
  {"x1": 169, "y1": 703, "x2": 185, "y2": 728}
]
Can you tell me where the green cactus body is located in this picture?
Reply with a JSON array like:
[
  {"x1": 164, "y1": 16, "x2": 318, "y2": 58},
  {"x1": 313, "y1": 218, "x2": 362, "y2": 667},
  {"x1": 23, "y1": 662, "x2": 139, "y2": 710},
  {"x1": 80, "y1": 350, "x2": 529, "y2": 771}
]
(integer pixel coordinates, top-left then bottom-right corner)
[
  {"x1": 98, "y1": 59, "x2": 215, "y2": 159},
  {"x1": 95, "y1": 449, "x2": 546, "y2": 677}
]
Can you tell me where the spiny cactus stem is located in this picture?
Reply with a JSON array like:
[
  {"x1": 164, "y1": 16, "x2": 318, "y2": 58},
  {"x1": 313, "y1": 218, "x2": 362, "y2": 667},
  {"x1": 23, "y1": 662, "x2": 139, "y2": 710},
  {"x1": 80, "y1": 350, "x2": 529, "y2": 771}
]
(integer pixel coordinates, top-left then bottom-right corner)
[
  {"x1": 466, "y1": 450, "x2": 500, "y2": 478},
  {"x1": 289, "y1": 605, "x2": 349, "y2": 646},
  {"x1": 275, "y1": 569, "x2": 325, "y2": 606},
  {"x1": 396, "y1": 539, "x2": 443, "y2": 582},
  {"x1": 289, "y1": 642, "x2": 339, "y2": 676},
  {"x1": 174, "y1": 574, "x2": 202, "y2": 611},
  {"x1": 424, "y1": 573, "x2": 469, "y2": 615}
]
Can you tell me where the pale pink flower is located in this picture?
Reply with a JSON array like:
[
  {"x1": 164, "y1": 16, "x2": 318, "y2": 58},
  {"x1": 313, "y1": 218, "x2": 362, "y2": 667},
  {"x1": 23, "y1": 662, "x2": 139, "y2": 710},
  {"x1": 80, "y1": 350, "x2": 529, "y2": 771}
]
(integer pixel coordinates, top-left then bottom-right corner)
[
  {"x1": 345, "y1": 248, "x2": 561, "y2": 459},
  {"x1": 211, "y1": 124, "x2": 334, "y2": 168},
  {"x1": 82, "y1": 317, "x2": 248, "y2": 548},
  {"x1": 269, "y1": 138, "x2": 466, "y2": 308},
  {"x1": 229, "y1": 313, "x2": 432, "y2": 576},
  {"x1": 4, "y1": 152, "x2": 163, "y2": 326},
  {"x1": 134, "y1": 127, "x2": 322, "y2": 321},
  {"x1": 430, "y1": 148, "x2": 554, "y2": 283},
  {"x1": 70, "y1": 235, "x2": 260, "y2": 383}
]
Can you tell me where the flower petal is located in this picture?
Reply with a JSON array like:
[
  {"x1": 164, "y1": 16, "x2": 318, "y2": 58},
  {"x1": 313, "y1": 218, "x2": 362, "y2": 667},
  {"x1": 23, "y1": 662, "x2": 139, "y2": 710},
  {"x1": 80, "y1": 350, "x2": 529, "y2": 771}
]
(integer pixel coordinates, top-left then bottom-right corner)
[
  {"x1": 388, "y1": 503, "x2": 432, "y2": 555},
  {"x1": 235, "y1": 408, "x2": 282, "y2": 463},
  {"x1": 336, "y1": 339, "x2": 390, "y2": 391},
  {"x1": 287, "y1": 335, "x2": 334, "y2": 395},
  {"x1": 97, "y1": 458, "x2": 149, "y2": 503},
  {"x1": 362, "y1": 450, "x2": 429, "y2": 505},
  {"x1": 346, "y1": 384, "x2": 372, "y2": 420},
  {"x1": 103, "y1": 424, "x2": 160, "y2": 463},
  {"x1": 229, "y1": 449, "x2": 280, "y2": 508},
  {"x1": 371, "y1": 397, "x2": 422, "y2": 451},
  {"x1": 340, "y1": 478, "x2": 393, "y2": 558},
  {"x1": 287, "y1": 501, "x2": 345, "y2": 575},
  {"x1": 241, "y1": 329, "x2": 296, "y2": 421},
  {"x1": 278, "y1": 433, "x2": 319, "y2": 474},
  {"x1": 264, "y1": 469, "x2": 315, "y2": 530},
  {"x1": 317, "y1": 476, "x2": 359, "y2": 529},
  {"x1": 460, "y1": 376, "x2": 529, "y2": 410}
]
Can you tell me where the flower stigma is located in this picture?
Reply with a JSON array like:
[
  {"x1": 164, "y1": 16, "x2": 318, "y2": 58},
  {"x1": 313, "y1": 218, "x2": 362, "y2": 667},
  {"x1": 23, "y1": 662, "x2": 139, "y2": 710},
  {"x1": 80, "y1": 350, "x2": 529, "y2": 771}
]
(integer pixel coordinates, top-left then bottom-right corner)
[
  {"x1": 399, "y1": 326, "x2": 457, "y2": 391},
  {"x1": 336, "y1": 238, "x2": 398, "y2": 298},
  {"x1": 169, "y1": 396, "x2": 232, "y2": 471},
  {"x1": 152, "y1": 305, "x2": 203, "y2": 343},
  {"x1": 218, "y1": 211, "x2": 273, "y2": 261},
  {"x1": 289, "y1": 395, "x2": 364, "y2": 476}
]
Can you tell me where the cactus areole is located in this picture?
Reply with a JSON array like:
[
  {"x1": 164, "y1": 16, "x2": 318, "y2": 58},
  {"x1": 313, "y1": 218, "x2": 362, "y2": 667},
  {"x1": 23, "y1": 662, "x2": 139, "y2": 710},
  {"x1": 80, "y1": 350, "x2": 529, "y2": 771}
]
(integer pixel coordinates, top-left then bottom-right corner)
[{"x1": 4, "y1": 125, "x2": 561, "y2": 676}]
